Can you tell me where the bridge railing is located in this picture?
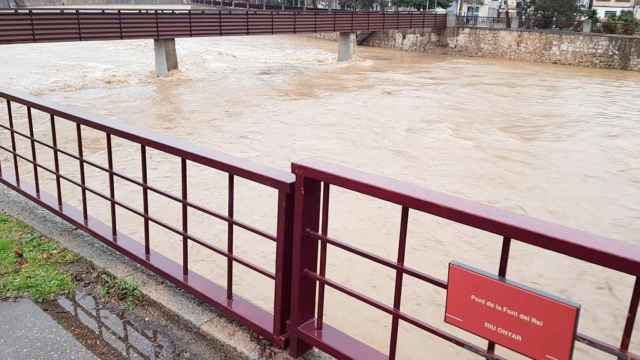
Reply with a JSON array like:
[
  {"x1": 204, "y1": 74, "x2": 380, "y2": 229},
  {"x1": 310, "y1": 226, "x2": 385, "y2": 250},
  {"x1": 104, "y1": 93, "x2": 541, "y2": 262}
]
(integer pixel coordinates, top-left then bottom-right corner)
[
  {"x1": 288, "y1": 159, "x2": 640, "y2": 359},
  {"x1": 0, "y1": 8, "x2": 447, "y2": 44},
  {"x1": 0, "y1": 91, "x2": 296, "y2": 347}
]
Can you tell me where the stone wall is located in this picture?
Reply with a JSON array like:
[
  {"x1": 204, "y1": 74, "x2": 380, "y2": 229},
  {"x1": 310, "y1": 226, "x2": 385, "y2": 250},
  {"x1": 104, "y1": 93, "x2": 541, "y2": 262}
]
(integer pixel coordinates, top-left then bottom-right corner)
[
  {"x1": 311, "y1": 30, "x2": 443, "y2": 52},
  {"x1": 312, "y1": 28, "x2": 640, "y2": 71},
  {"x1": 447, "y1": 27, "x2": 640, "y2": 71}
]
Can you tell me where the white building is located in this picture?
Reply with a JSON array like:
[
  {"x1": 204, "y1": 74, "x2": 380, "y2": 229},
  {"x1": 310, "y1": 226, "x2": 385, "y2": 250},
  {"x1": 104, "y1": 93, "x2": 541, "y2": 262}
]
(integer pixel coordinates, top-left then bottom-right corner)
[
  {"x1": 457, "y1": 0, "x2": 504, "y2": 17},
  {"x1": 592, "y1": 0, "x2": 638, "y2": 18}
]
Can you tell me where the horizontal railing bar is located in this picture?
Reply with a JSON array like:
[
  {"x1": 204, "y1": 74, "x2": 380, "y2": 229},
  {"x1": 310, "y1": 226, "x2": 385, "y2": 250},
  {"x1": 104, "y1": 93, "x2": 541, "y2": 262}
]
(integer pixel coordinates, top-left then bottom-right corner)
[
  {"x1": 0, "y1": 145, "x2": 275, "y2": 280},
  {"x1": 305, "y1": 229, "x2": 447, "y2": 289},
  {"x1": 292, "y1": 160, "x2": 640, "y2": 276},
  {"x1": 576, "y1": 332, "x2": 639, "y2": 359},
  {"x1": 302, "y1": 269, "x2": 506, "y2": 360},
  {"x1": 0, "y1": 92, "x2": 295, "y2": 191},
  {"x1": 0, "y1": 121, "x2": 278, "y2": 242}
]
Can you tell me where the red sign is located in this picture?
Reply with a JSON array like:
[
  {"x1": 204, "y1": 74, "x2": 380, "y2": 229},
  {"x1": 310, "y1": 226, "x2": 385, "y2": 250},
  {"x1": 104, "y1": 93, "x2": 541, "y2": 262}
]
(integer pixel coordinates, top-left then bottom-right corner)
[{"x1": 445, "y1": 262, "x2": 580, "y2": 360}]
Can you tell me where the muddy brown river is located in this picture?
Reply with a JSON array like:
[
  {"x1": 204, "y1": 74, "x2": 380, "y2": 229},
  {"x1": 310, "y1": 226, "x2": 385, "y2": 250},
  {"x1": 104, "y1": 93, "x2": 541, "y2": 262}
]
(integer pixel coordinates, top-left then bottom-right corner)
[{"x1": 0, "y1": 35, "x2": 639, "y2": 359}]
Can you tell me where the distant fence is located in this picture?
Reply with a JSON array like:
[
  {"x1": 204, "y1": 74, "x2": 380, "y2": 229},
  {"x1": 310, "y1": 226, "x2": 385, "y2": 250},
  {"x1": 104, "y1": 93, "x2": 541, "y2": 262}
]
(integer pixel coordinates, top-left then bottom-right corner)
[
  {"x1": 0, "y1": 8, "x2": 447, "y2": 44},
  {"x1": 0, "y1": 92, "x2": 638, "y2": 359},
  {"x1": 456, "y1": 15, "x2": 507, "y2": 28},
  {"x1": 457, "y1": 15, "x2": 639, "y2": 36}
]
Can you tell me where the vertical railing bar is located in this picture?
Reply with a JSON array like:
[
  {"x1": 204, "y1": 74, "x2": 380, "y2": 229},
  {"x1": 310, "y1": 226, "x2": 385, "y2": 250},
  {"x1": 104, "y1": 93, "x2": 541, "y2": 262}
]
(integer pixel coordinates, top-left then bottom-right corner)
[
  {"x1": 620, "y1": 277, "x2": 640, "y2": 352},
  {"x1": 141, "y1": 145, "x2": 150, "y2": 257},
  {"x1": 273, "y1": 189, "x2": 294, "y2": 337},
  {"x1": 29, "y1": 9, "x2": 35, "y2": 42},
  {"x1": 75, "y1": 9, "x2": 82, "y2": 41},
  {"x1": 316, "y1": 182, "x2": 330, "y2": 328},
  {"x1": 106, "y1": 133, "x2": 117, "y2": 242},
  {"x1": 76, "y1": 123, "x2": 88, "y2": 224},
  {"x1": 487, "y1": 236, "x2": 512, "y2": 356},
  {"x1": 389, "y1": 206, "x2": 409, "y2": 360},
  {"x1": 6, "y1": 100, "x2": 20, "y2": 186},
  {"x1": 26, "y1": 107, "x2": 40, "y2": 195},
  {"x1": 227, "y1": 173, "x2": 234, "y2": 300},
  {"x1": 155, "y1": 10, "x2": 160, "y2": 39},
  {"x1": 497, "y1": 237, "x2": 511, "y2": 277},
  {"x1": 118, "y1": 9, "x2": 123, "y2": 40},
  {"x1": 50, "y1": 114, "x2": 62, "y2": 209},
  {"x1": 181, "y1": 157, "x2": 188, "y2": 277}
]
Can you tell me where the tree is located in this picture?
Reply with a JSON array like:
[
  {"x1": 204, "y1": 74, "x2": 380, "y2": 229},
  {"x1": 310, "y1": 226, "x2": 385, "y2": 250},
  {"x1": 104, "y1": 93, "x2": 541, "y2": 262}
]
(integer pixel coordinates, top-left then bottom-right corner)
[{"x1": 528, "y1": 0, "x2": 579, "y2": 28}]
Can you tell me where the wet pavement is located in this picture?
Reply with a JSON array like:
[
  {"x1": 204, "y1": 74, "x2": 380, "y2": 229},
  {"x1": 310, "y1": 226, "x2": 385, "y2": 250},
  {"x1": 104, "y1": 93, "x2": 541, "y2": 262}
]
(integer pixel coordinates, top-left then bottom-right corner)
[
  {"x1": 0, "y1": 288, "x2": 226, "y2": 360},
  {"x1": 0, "y1": 298, "x2": 98, "y2": 360}
]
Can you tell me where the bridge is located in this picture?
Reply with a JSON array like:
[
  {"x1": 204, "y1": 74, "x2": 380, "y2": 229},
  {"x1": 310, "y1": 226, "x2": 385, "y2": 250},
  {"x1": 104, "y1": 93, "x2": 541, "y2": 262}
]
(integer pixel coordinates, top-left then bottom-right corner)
[{"x1": 0, "y1": 7, "x2": 447, "y2": 75}]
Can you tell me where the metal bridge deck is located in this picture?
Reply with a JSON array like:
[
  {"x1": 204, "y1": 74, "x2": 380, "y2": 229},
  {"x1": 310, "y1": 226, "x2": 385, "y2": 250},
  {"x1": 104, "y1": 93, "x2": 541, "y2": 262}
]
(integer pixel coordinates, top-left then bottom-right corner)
[{"x1": 0, "y1": 8, "x2": 446, "y2": 45}]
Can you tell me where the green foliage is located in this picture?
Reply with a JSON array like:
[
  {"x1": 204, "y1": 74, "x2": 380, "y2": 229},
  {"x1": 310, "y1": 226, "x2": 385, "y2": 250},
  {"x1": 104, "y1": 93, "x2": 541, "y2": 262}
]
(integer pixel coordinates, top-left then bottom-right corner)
[
  {"x1": 527, "y1": 0, "x2": 579, "y2": 28},
  {"x1": 600, "y1": 11, "x2": 639, "y2": 35},
  {"x1": 0, "y1": 213, "x2": 78, "y2": 302},
  {"x1": 98, "y1": 272, "x2": 142, "y2": 310}
]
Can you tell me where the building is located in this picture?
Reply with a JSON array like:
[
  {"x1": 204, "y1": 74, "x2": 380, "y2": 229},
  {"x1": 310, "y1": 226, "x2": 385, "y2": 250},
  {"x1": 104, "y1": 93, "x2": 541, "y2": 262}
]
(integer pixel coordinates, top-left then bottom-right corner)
[
  {"x1": 457, "y1": 0, "x2": 504, "y2": 17},
  {"x1": 592, "y1": 0, "x2": 638, "y2": 18}
]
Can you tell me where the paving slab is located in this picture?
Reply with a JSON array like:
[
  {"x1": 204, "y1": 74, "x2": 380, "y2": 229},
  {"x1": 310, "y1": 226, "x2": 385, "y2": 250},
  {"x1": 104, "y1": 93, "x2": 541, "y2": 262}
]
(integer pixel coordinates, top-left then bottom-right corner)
[{"x1": 0, "y1": 298, "x2": 98, "y2": 360}]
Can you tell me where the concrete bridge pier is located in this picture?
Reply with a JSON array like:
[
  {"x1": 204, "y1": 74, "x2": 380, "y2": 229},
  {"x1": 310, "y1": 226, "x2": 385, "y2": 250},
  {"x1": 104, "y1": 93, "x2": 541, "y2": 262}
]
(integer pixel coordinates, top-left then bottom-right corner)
[
  {"x1": 337, "y1": 32, "x2": 356, "y2": 62},
  {"x1": 154, "y1": 38, "x2": 178, "y2": 77}
]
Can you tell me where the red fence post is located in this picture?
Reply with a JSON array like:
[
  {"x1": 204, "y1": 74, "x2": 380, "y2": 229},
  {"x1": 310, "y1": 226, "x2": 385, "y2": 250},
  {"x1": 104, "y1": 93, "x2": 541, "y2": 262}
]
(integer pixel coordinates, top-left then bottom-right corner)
[
  {"x1": 288, "y1": 166, "x2": 321, "y2": 357},
  {"x1": 273, "y1": 189, "x2": 295, "y2": 343}
]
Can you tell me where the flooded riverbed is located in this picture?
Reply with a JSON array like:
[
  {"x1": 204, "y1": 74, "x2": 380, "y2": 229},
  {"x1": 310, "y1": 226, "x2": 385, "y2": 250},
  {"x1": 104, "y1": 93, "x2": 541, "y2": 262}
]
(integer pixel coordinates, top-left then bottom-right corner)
[{"x1": 1, "y1": 35, "x2": 639, "y2": 359}]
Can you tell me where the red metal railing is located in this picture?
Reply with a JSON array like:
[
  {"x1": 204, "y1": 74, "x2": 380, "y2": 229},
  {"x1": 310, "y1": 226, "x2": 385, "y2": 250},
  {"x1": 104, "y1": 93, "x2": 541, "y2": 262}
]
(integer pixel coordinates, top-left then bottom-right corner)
[
  {"x1": 0, "y1": 8, "x2": 447, "y2": 45},
  {"x1": 288, "y1": 159, "x2": 640, "y2": 359},
  {"x1": 0, "y1": 90, "x2": 296, "y2": 347},
  {"x1": 1, "y1": 92, "x2": 639, "y2": 359}
]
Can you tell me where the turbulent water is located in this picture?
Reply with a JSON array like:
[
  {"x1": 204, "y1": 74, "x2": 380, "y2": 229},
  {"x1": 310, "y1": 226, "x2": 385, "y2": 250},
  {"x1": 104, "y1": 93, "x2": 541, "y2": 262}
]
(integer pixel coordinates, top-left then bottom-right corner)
[{"x1": 1, "y1": 35, "x2": 639, "y2": 359}]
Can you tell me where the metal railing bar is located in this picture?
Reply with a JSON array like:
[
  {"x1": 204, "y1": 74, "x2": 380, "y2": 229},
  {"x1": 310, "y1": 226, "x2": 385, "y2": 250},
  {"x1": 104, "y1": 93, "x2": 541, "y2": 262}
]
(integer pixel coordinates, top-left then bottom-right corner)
[
  {"x1": 388, "y1": 206, "x2": 409, "y2": 360},
  {"x1": 141, "y1": 144, "x2": 150, "y2": 256},
  {"x1": 302, "y1": 269, "x2": 506, "y2": 360},
  {"x1": 49, "y1": 114, "x2": 62, "y2": 209},
  {"x1": 106, "y1": 133, "x2": 117, "y2": 241},
  {"x1": 487, "y1": 236, "x2": 512, "y2": 355},
  {"x1": 620, "y1": 277, "x2": 639, "y2": 352},
  {"x1": 76, "y1": 123, "x2": 88, "y2": 224},
  {"x1": 292, "y1": 160, "x2": 640, "y2": 277},
  {"x1": 181, "y1": 158, "x2": 188, "y2": 276},
  {"x1": 0, "y1": 144, "x2": 276, "y2": 281},
  {"x1": 0, "y1": 121, "x2": 278, "y2": 242},
  {"x1": 227, "y1": 173, "x2": 234, "y2": 299},
  {"x1": 26, "y1": 107, "x2": 40, "y2": 195},
  {"x1": 0, "y1": 91, "x2": 295, "y2": 192},
  {"x1": 316, "y1": 182, "x2": 330, "y2": 328},
  {"x1": 576, "y1": 332, "x2": 639, "y2": 359},
  {"x1": 5, "y1": 100, "x2": 19, "y2": 186},
  {"x1": 306, "y1": 229, "x2": 447, "y2": 289}
]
